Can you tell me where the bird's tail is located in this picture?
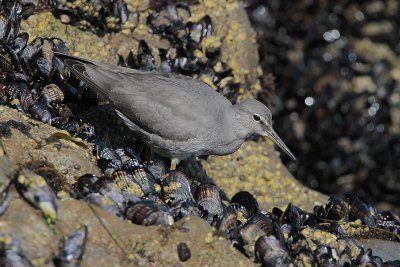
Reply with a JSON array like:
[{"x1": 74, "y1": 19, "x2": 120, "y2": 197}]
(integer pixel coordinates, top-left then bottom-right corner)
[{"x1": 54, "y1": 52, "x2": 114, "y2": 99}]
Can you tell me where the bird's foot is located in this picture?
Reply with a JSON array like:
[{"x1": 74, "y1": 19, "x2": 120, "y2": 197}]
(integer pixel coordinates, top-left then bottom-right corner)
[{"x1": 170, "y1": 158, "x2": 180, "y2": 170}]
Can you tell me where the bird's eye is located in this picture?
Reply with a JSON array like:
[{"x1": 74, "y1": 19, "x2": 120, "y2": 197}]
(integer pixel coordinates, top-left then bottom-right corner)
[{"x1": 253, "y1": 114, "x2": 261, "y2": 122}]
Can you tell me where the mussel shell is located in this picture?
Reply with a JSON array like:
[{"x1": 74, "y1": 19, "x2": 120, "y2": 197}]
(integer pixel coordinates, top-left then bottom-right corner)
[
  {"x1": 15, "y1": 168, "x2": 58, "y2": 222},
  {"x1": 158, "y1": 48, "x2": 172, "y2": 73},
  {"x1": 231, "y1": 191, "x2": 260, "y2": 218},
  {"x1": 326, "y1": 223, "x2": 347, "y2": 236},
  {"x1": 41, "y1": 83, "x2": 64, "y2": 105},
  {"x1": 172, "y1": 199, "x2": 203, "y2": 219},
  {"x1": 255, "y1": 235, "x2": 293, "y2": 266},
  {"x1": 177, "y1": 242, "x2": 191, "y2": 262},
  {"x1": 161, "y1": 170, "x2": 194, "y2": 205},
  {"x1": 131, "y1": 168, "x2": 157, "y2": 195},
  {"x1": 20, "y1": 0, "x2": 36, "y2": 19},
  {"x1": 272, "y1": 207, "x2": 284, "y2": 219},
  {"x1": 77, "y1": 122, "x2": 95, "y2": 141},
  {"x1": 206, "y1": 49, "x2": 222, "y2": 66},
  {"x1": 86, "y1": 193, "x2": 123, "y2": 218},
  {"x1": 125, "y1": 200, "x2": 174, "y2": 226},
  {"x1": 57, "y1": 83, "x2": 79, "y2": 102},
  {"x1": 19, "y1": 43, "x2": 34, "y2": 63},
  {"x1": 0, "y1": 10, "x2": 9, "y2": 43},
  {"x1": 349, "y1": 198, "x2": 377, "y2": 227},
  {"x1": 19, "y1": 85, "x2": 33, "y2": 112},
  {"x1": 50, "y1": 37, "x2": 69, "y2": 54},
  {"x1": 147, "y1": 10, "x2": 186, "y2": 46},
  {"x1": 95, "y1": 178, "x2": 127, "y2": 208},
  {"x1": 239, "y1": 221, "x2": 265, "y2": 255},
  {"x1": 313, "y1": 205, "x2": 326, "y2": 219},
  {"x1": 338, "y1": 251, "x2": 352, "y2": 267},
  {"x1": 99, "y1": 147, "x2": 121, "y2": 162},
  {"x1": 280, "y1": 203, "x2": 308, "y2": 227},
  {"x1": 37, "y1": 55, "x2": 52, "y2": 79},
  {"x1": 214, "y1": 206, "x2": 238, "y2": 241},
  {"x1": 111, "y1": 170, "x2": 138, "y2": 191},
  {"x1": 115, "y1": 148, "x2": 144, "y2": 171},
  {"x1": 0, "y1": 2, "x2": 22, "y2": 44},
  {"x1": 228, "y1": 203, "x2": 251, "y2": 223},
  {"x1": 294, "y1": 248, "x2": 317, "y2": 266},
  {"x1": 28, "y1": 102, "x2": 53, "y2": 124},
  {"x1": 337, "y1": 236, "x2": 364, "y2": 259},
  {"x1": 315, "y1": 244, "x2": 339, "y2": 266},
  {"x1": 247, "y1": 213, "x2": 284, "y2": 242},
  {"x1": 141, "y1": 194, "x2": 168, "y2": 208},
  {"x1": 377, "y1": 210, "x2": 400, "y2": 230},
  {"x1": 280, "y1": 224, "x2": 293, "y2": 244},
  {"x1": 6, "y1": 82, "x2": 22, "y2": 101},
  {"x1": 325, "y1": 196, "x2": 349, "y2": 221},
  {"x1": 187, "y1": 15, "x2": 212, "y2": 47},
  {"x1": 53, "y1": 225, "x2": 88, "y2": 267},
  {"x1": 356, "y1": 248, "x2": 376, "y2": 266},
  {"x1": 52, "y1": 117, "x2": 92, "y2": 138},
  {"x1": 195, "y1": 184, "x2": 223, "y2": 218},
  {"x1": 3, "y1": 43, "x2": 22, "y2": 71},
  {"x1": 123, "y1": 41, "x2": 156, "y2": 71},
  {"x1": 148, "y1": 158, "x2": 168, "y2": 180},
  {"x1": 0, "y1": 53, "x2": 14, "y2": 73},
  {"x1": 12, "y1": 32, "x2": 29, "y2": 54},
  {"x1": 98, "y1": 147, "x2": 122, "y2": 174},
  {"x1": 0, "y1": 230, "x2": 33, "y2": 267},
  {"x1": 75, "y1": 173, "x2": 100, "y2": 198},
  {"x1": 111, "y1": 169, "x2": 151, "y2": 198}
]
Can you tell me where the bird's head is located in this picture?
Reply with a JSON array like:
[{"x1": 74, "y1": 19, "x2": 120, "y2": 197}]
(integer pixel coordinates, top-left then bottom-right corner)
[{"x1": 233, "y1": 99, "x2": 296, "y2": 161}]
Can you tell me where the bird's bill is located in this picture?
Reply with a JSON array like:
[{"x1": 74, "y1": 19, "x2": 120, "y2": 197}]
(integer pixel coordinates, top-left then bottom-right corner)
[{"x1": 263, "y1": 129, "x2": 296, "y2": 161}]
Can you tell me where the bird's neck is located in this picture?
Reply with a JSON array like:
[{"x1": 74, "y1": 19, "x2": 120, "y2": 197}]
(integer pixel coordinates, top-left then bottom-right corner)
[
  {"x1": 206, "y1": 107, "x2": 246, "y2": 156},
  {"x1": 225, "y1": 106, "x2": 250, "y2": 141}
]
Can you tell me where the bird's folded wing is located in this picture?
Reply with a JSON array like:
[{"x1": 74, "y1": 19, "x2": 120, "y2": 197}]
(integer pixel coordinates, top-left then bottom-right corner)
[{"x1": 106, "y1": 72, "x2": 220, "y2": 141}]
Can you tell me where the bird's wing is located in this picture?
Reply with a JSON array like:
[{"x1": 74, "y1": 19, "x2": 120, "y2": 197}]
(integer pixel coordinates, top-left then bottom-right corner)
[{"x1": 103, "y1": 71, "x2": 227, "y2": 141}]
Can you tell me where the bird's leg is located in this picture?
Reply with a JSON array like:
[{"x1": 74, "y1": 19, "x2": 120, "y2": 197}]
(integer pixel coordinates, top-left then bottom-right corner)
[
  {"x1": 144, "y1": 146, "x2": 154, "y2": 165},
  {"x1": 137, "y1": 143, "x2": 154, "y2": 164},
  {"x1": 170, "y1": 158, "x2": 180, "y2": 170}
]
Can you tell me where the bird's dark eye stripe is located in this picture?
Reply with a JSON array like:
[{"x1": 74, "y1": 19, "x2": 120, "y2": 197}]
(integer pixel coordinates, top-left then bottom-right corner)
[{"x1": 253, "y1": 114, "x2": 261, "y2": 121}]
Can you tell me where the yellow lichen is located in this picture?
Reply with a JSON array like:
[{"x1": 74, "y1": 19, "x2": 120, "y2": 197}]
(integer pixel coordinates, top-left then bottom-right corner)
[{"x1": 126, "y1": 183, "x2": 144, "y2": 197}]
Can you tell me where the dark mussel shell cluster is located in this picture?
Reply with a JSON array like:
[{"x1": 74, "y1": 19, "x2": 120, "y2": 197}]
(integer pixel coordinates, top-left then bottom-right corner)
[
  {"x1": 75, "y1": 159, "x2": 400, "y2": 266},
  {"x1": 246, "y1": 0, "x2": 400, "y2": 214},
  {"x1": 0, "y1": 1, "x2": 96, "y2": 141},
  {"x1": 68, "y1": 118, "x2": 400, "y2": 265},
  {"x1": 50, "y1": 0, "x2": 130, "y2": 33},
  {"x1": 60, "y1": 102, "x2": 391, "y2": 265},
  {"x1": 117, "y1": 1, "x2": 241, "y2": 103}
]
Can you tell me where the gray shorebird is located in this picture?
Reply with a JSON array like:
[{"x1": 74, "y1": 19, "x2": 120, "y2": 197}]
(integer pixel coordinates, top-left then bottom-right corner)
[{"x1": 55, "y1": 53, "x2": 296, "y2": 167}]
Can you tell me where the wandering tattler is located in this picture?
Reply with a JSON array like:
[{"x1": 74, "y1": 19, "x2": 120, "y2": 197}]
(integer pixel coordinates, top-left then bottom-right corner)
[{"x1": 55, "y1": 53, "x2": 296, "y2": 165}]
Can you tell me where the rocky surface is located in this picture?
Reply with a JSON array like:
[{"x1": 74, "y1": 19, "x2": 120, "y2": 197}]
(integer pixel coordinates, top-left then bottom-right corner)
[{"x1": 1, "y1": 0, "x2": 398, "y2": 265}]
